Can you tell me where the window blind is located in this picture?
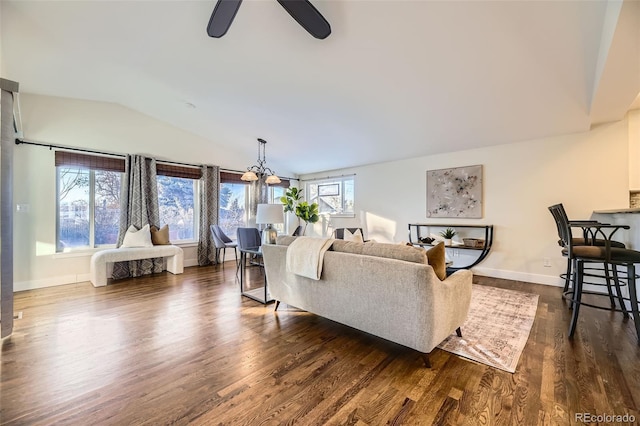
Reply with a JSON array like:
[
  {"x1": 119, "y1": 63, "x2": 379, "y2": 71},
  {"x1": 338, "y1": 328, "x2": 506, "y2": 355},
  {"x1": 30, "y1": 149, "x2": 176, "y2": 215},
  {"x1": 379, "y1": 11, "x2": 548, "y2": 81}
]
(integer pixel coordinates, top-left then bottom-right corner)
[{"x1": 55, "y1": 151, "x2": 125, "y2": 173}]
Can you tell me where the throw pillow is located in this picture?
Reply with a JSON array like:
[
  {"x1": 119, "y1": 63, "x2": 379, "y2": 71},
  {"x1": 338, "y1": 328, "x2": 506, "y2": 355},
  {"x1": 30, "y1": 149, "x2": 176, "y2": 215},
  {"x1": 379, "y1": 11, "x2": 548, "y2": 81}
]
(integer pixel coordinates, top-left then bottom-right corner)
[
  {"x1": 121, "y1": 224, "x2": 154, "y2": 248},
  {"x1": 343, "y1": 228, "x2": 364, "y2": 243},
  {"x1": 150, "y1": 224, "x2": 171, "y2": 245},
  {"x1": 426, "y1": 242, "x2": 447, "y2": 281}
]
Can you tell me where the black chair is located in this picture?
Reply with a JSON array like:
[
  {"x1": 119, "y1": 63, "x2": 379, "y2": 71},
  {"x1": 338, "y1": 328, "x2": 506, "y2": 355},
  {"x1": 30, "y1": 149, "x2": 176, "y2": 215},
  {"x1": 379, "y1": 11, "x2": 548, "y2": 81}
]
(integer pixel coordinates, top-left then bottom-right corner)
[
  {"x1": 292, "y1": 225, "x2": 303, "y2": 236},
  {"x1": 210, "y1": 225, "x2": 238, "y2": 266},
  {"x1": 549, "y1": 203, "x2": 625, "y2": 294},
  {"x1": 334, "y1": 227, "x2": 364, "y2": 240},
  {"x1": 549, "y1": 204, "x2": 640, "y2": 343}
]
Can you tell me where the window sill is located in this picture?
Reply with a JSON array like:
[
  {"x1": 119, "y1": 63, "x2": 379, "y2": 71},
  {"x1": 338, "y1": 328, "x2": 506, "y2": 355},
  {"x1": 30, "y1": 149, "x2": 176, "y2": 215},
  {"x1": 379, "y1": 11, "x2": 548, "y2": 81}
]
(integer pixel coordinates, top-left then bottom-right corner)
[
  {"x1": 53, "y1": 241, "x2": 199, "y2": 258},
  {"x1": 53, "y1": 248, "x2": 103, "y2": 259}
]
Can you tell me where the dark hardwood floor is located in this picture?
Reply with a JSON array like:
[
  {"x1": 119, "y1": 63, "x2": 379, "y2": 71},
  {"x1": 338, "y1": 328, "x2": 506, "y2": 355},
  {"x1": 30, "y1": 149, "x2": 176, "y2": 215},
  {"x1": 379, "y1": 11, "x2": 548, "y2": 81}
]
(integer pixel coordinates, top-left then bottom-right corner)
[{"x1": 1, "y1": 263, "x2": 639, "y2": 425}]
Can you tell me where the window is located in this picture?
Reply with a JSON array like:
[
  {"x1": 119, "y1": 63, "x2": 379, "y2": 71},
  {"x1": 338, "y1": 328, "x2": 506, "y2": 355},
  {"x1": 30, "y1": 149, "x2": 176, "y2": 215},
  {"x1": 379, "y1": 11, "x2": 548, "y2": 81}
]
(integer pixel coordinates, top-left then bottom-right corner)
[
  {"x1": 157, "y1": 176, "x2": 199, "y2": 243},
  {"x1": 270, "y1": 186, "x2": 286, "y2": 233},
  {"x1": 219, "y1": 181, "x2": 248, "y2": 241},
  {"x1": 57, "y1": 166, "x2": 122, "y2": 251},
  {"x1": 56, "y1": 152, "x2": 202, "y2": 251},
  {"x1": 218, "y1": 172, "x2": 291, "y2": 239},
  {"x1": 306, "y1": 176, "x2": 355, "y2": 217}
]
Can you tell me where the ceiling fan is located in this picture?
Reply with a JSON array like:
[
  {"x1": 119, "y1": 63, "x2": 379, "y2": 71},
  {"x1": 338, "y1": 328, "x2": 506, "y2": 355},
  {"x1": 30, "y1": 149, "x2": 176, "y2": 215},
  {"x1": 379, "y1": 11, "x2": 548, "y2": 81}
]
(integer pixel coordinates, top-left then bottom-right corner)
[{"x1": 207, "y1": 0, "x2": 331, "y2": 39}]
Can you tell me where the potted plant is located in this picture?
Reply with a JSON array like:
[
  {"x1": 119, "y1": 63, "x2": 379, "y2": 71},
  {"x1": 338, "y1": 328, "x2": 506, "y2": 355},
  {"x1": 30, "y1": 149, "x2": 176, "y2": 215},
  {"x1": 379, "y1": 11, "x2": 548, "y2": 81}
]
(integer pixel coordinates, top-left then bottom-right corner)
[
  {"x1": 280, "y1": 187, "x2": 320, "y2": 235},
  {"x1": 439, "y1": 227, "x2": 457, "y2": 246}
]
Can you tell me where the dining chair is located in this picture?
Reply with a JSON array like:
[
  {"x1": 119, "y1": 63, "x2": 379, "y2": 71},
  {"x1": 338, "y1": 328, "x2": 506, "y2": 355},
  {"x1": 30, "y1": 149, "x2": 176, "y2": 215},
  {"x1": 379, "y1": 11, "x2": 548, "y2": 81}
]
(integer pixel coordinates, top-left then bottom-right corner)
[
  {"x1": 210, "y1": 225, "x2": 238, "y2": 266},
  {"x1": 236, "y1": 227, "x2": 262, "y2": 271}
]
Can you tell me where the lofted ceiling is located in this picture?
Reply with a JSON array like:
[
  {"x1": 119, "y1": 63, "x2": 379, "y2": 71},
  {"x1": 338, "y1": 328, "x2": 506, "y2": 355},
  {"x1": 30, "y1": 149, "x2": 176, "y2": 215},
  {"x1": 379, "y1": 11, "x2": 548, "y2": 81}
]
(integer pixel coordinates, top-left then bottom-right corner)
[{"x1": 1, "y1": 0, "x2": 638, "y2": 175}]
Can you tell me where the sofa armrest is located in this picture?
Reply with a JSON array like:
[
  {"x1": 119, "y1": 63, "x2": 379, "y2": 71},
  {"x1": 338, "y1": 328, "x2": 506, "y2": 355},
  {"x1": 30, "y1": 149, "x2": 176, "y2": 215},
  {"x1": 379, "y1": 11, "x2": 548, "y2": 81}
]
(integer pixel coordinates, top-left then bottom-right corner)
[{"x1": 423, "y1": 269, "x2": 473, "y2": 350}]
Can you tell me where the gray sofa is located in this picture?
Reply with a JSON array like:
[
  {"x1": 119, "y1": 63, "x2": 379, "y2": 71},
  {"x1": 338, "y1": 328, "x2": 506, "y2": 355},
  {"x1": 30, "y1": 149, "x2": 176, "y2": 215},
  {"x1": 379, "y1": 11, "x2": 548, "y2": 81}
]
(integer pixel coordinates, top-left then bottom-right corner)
[{"x1": 262, "y1": 237, "x2": 473, "y2": 367}]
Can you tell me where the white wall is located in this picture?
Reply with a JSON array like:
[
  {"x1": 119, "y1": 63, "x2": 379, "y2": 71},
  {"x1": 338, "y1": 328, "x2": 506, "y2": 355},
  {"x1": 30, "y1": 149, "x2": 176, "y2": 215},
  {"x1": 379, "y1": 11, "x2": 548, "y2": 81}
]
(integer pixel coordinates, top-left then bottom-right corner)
[
  {"x1": 14, "y1": 94, "x2": 294, "y2": 291},
  {"x1": 300, "y1": 119, "x2": 630, "y2": 286},
  {"x1": 628, "y1": 109, "x2": 640, "y2": 190}
]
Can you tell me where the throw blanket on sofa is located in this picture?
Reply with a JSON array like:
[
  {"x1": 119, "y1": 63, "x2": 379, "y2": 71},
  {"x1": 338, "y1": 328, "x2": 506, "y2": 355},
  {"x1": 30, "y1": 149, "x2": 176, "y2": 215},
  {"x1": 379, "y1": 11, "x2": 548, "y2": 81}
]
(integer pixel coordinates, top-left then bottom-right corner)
[{"x1": 286, "y1": 237, "x2": 335, "y2": 280}]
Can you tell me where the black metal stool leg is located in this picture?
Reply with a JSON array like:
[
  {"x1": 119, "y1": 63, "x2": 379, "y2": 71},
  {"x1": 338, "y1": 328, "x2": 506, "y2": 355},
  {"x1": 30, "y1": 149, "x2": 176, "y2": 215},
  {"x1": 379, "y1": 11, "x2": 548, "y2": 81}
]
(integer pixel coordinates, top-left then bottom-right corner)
[
  {"x1": 563, "y1": 257, "x2": 572, "y2": 294},
  {"x1": 568, "y1": 258, "x2": 578, "y2": 310},
  {"x1": 611, "y1": 264, "x2": 629, "y2": 318},
  {"x1": 604, "y1": 262, "x2": 616, "y2": 309},
  {"x1": 627, "y1": 264, "x2": 640, "y2": 345},
  {"x1": 569, "y1": 260, "x2": 584, "y2": 338}
]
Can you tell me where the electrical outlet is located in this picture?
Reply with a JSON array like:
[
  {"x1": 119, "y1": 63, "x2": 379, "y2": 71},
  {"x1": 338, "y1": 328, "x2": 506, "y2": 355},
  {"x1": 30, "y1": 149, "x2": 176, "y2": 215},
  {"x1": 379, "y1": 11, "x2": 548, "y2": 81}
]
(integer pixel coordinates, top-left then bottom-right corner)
[
  {"x1": 543, "y1": 257, "x2": 551, "y2": 267},
  {"x1": 453, "y1": 249, "x2": 460, "y2": 257}
]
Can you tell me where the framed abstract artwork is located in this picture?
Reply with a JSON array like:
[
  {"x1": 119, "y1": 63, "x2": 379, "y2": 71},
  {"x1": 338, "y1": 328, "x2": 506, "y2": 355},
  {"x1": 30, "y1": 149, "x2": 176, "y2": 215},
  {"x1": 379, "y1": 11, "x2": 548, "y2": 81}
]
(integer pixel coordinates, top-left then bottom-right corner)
[{"x1": 426, "y1": 165, "x2": 483, "y2": 218}]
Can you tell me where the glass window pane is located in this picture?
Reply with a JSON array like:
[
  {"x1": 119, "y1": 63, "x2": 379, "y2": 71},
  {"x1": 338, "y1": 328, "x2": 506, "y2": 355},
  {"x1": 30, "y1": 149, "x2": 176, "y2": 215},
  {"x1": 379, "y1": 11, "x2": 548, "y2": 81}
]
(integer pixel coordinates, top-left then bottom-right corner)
[
  {"x1": 157, "y1": 176, "x2": 196, "y2": 241},
  {"x1": 271, "y1": 187, "x2": 286, "y2": 233},
  {"x1": 220, "y1": 183, "x2": 247, "y2": 240},
  {"x1": 305, "y1": 177, "x2": 355, "y2": 217},
  {"x1": 58, "y1": 167, "x2": 90, "y2": 250},
  {"x1": 94, "y1": 171, "x2": 122, "y2": 245}
]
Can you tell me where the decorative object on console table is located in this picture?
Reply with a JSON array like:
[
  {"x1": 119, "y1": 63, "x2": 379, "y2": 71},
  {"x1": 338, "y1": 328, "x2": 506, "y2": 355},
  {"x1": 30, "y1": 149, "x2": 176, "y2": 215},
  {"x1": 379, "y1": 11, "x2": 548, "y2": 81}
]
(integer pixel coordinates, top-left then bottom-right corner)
[
  {"x1": 426, "y1": 165, "x2": 483, "y2": 218},
  {"x1": 439, "y1": 227, "x2": 457, "y2": 246},
  {"x1": 256, "y1": 204, "x2": 284, "y2": 245}
]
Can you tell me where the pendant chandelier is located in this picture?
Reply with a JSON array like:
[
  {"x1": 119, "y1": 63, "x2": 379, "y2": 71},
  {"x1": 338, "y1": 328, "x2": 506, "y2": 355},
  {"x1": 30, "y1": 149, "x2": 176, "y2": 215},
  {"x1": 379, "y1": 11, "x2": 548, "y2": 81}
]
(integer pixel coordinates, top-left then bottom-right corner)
[{"x1": 241, "y1": 138, "x2": 281, "y2": 184}]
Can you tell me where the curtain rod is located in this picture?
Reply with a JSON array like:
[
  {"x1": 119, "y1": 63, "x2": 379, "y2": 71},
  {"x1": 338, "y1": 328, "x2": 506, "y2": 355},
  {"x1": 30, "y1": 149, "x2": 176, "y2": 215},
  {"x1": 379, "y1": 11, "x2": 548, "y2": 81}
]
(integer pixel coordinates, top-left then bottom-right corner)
[
  {"x1": 299, "y1": 173, "x2": 356, "y2": 182},
  {"x1": 15, "y1": 138, "x2": 297, "y2": 180}
]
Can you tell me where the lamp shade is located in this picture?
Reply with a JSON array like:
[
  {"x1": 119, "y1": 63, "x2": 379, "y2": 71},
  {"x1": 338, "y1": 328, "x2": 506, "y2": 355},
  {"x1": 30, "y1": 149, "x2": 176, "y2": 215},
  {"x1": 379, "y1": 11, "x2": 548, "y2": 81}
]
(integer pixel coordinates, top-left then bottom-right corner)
[
  {"x1": 265, "y1": 174, "x2": 281, "y2": 184},
  {"x1": 241, "y1": 171, "x2": 259, "y2": 181},
  {"x1": 256, "y1": 204, "x2": 284, "y2": 225}
]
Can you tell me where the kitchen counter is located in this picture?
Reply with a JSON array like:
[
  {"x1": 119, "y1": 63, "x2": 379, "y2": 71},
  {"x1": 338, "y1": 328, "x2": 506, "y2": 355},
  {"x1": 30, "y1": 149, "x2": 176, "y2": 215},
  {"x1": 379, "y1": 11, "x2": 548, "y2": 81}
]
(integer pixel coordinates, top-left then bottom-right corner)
[
  {"x1": 593, "y1": 208, "x2": 640, "y2": 214},
  {"x1": 591, "y1": 209, "x2": 640, "y2": 250}
]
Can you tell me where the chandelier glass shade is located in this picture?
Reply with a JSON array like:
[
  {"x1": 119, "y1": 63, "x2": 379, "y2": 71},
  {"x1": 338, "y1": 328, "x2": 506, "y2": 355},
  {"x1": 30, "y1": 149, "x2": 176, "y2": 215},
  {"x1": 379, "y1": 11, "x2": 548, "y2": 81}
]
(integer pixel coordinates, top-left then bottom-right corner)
[{"x1": 241, "y1": 138, "x2": 281, "y2": 184}]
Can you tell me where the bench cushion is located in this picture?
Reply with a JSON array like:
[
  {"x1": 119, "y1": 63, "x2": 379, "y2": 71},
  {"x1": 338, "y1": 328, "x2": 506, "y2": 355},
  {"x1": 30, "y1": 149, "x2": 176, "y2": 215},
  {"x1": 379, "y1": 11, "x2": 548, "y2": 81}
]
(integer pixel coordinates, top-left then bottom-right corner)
[{"x1": 90, "y1": 245, "x2": 184, "y2": 287}]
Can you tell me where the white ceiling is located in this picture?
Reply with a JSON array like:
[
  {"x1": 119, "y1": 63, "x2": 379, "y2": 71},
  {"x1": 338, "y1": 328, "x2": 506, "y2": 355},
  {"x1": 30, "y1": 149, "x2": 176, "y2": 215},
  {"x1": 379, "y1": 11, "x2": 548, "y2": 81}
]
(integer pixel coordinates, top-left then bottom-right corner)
[{"x1": 1, "y1": 0, "x2": 639, "y2": 175}]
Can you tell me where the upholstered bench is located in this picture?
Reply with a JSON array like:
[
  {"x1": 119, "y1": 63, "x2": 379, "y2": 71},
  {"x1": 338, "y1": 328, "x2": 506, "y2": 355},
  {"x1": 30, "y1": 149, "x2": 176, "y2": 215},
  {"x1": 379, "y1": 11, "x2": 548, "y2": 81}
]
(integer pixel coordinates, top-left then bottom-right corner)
[{"x1": 89, "y1": 245, "x2": 184, "y2": 287}]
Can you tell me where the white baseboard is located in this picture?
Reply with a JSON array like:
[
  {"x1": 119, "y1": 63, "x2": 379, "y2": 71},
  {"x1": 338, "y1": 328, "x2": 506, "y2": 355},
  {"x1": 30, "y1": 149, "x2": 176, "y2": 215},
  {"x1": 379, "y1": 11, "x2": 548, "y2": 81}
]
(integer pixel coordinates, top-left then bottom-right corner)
[
  {"x1": 14, "y1": 273, "x2": 92, "y2": 292},
  {"x1": 15, "y1": 258, "x2": 200, "y2": 292},
  {"x1": 471, "y1": 267, "x2": 564, "y2": 287},
  {"x1": 184, "y1": 258, "x2": 198, "y2": 267}
]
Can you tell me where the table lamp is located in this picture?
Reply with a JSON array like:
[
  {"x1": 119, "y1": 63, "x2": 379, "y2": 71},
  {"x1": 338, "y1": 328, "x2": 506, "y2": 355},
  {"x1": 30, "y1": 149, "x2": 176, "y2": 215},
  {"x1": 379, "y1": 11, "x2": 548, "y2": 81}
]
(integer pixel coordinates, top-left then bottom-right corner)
[{"x1": 256, "y1": 204, "x2": 284, "y2": 245}]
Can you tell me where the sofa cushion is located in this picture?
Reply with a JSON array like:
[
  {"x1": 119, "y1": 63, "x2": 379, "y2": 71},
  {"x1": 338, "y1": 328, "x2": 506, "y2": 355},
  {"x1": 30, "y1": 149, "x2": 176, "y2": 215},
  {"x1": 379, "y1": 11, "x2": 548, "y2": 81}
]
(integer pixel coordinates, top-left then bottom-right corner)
[
  {"x1": 276, "y1": 235, "x2": 297, "y2": 246},
  {"x1": 361, "y1": 241, "x2": 428, "y2": 264},
  {"x1": 426, "y1": 242, "x2": 447, "y2": 281},
  {"x1": 150, "y1": 224, "x2": 171, "y2": 245},
  {"x1": 330, "y1": 240, "x2": 365, "y2": 255}
]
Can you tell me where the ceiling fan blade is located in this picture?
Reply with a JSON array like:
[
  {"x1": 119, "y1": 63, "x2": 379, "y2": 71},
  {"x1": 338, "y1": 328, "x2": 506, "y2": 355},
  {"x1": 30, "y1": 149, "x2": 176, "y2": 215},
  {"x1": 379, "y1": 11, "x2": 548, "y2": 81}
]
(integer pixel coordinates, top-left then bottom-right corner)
[
  {"x1": 276, "y1": 0, "x2": 331, "y2": 39},
  {"x1": 207, "y1": 0, "x2": 243, "y2": 38}
]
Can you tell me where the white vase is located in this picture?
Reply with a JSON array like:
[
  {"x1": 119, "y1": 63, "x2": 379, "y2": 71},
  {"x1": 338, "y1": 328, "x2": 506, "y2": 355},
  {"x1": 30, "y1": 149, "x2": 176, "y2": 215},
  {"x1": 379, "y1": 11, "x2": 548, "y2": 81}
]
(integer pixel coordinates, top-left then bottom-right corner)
[{"x1": 444, "y1": 238, "x2": 452, "y2": 246}]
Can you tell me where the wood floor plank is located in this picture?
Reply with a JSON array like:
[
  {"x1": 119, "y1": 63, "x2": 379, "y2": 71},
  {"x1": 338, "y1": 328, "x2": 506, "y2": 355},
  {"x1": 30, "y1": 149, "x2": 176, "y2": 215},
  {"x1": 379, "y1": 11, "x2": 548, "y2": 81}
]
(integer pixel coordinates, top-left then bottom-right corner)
[{"x1": 1, "y1": 267, "x2": 640, "y2": 424}]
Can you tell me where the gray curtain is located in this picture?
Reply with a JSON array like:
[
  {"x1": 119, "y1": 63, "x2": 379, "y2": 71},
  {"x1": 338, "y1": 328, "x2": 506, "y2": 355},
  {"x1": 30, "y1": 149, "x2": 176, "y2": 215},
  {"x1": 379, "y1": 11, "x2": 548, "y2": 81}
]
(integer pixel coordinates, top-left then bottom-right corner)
[
  {"x1": 198, "y1": 165, "x2": 220, "y2": 265},
  {"x1": 112, "y1": 155, "x2": 162, "y2": 279}
]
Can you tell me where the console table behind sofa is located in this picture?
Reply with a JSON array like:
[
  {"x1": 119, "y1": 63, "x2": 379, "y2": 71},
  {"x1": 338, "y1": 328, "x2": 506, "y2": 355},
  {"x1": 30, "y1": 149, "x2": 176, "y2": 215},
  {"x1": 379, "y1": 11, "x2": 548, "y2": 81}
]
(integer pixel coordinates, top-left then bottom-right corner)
[{"x1": 89, "y1": 246, "x2": 184, "y2": 287}]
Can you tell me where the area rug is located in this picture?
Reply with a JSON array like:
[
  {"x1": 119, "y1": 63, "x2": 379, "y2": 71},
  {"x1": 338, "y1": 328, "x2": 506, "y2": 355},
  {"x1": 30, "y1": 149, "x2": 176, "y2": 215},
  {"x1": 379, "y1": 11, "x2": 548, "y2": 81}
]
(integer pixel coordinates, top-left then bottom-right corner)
[{"x1": 438, "y1": 284, "x2": 539, "y2": 373}]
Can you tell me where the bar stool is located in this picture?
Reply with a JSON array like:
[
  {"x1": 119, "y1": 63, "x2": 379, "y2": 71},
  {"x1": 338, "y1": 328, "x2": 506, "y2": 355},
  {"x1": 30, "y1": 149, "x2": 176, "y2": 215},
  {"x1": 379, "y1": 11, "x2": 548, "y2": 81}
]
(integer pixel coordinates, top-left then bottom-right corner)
[
  {"x1": 549, "y1": 204, "x2": 640, "y2": 344},
  {"x1": 548, "y1": 203, "x2": 626, "y2": 301}
]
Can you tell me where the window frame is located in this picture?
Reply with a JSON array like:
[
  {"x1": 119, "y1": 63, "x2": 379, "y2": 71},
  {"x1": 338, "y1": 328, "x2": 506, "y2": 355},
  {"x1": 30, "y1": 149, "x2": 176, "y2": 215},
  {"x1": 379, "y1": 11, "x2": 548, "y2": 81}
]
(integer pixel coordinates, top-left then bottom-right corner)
[
  {"x1": 305, "y1": 175, "x2": 355, "y2": 218},
  {"x1": 156, "y1": 175, "x2": 201, "y2": 244},
  {"x1": 56, "y1": 167, "x2": 123, "y2": 252}
]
